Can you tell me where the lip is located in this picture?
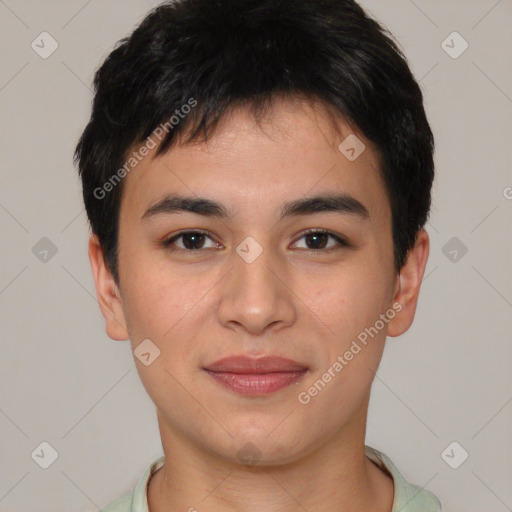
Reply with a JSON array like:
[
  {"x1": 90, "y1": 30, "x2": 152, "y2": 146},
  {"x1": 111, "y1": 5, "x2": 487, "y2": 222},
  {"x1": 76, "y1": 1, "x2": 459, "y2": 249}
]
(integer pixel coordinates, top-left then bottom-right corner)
[
  {"x1": 203, "y1": 356, "x2": 309, "y2": 396},
  {"x1": 204, "y1": 355, "x2": 309, "y2": 373}
]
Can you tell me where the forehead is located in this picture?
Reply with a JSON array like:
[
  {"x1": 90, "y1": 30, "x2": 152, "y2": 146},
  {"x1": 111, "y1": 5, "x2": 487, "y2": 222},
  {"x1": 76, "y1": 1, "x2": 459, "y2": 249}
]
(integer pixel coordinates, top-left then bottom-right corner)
[{"x1": 119, "y1": 97, "x2": 390, "y2": 227}]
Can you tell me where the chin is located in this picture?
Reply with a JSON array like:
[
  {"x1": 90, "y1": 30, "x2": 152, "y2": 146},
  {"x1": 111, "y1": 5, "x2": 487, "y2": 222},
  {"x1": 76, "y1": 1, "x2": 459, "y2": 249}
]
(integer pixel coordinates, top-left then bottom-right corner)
[{"x1": 217, "y1": 419, "x2": 313, "y2": 466}]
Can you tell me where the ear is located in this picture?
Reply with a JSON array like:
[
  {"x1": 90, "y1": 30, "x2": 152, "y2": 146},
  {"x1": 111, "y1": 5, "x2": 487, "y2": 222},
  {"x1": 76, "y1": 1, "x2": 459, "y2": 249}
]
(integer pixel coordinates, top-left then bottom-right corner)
[
  {"x1": 88, "y1": 234, "x2": 130, "y2": 341},
  {"x1": 387, "y1": 228, "x2": 430, "y2": 337}
]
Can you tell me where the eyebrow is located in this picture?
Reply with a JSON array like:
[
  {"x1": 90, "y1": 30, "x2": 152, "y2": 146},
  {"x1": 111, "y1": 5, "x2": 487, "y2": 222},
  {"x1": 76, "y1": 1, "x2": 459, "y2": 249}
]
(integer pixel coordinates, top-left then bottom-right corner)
[{"x1": 141, "y1": 193, "x2": 370, "y2": 222}]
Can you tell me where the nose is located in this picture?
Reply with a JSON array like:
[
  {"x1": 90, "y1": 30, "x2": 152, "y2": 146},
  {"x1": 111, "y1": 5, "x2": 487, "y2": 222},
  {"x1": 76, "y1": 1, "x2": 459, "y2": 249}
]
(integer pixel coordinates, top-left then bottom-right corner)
[{"x1": 217, "y1": 242, "x2": 296, "y2": 336}]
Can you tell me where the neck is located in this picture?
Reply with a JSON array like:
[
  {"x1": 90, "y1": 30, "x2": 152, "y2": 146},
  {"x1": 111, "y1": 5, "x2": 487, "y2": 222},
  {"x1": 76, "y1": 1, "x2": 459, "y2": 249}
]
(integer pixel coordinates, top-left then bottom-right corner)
[{"x1": 148, "y1": 406, "x2": 394, "y2": 512}]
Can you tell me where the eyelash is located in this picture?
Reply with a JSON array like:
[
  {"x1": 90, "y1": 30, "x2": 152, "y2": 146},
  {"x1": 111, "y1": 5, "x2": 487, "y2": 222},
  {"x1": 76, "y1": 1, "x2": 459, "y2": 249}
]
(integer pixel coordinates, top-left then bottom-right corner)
[{"x1": 161, "y1": 229, "x2": 350, "y2": 253}]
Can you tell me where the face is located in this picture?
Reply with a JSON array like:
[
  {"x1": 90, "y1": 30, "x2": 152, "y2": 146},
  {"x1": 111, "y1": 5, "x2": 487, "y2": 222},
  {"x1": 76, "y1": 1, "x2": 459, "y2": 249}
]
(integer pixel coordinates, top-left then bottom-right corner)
[{"x1": 90, "y1": 96, "x2": 429, "y2": 465}]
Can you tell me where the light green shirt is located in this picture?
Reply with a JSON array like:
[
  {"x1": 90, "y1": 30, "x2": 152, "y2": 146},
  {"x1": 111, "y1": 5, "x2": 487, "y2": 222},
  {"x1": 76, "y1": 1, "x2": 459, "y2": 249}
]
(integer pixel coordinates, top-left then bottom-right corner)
[{"x1": 101, "y1": 445, "x2": 442, "y2": 511}]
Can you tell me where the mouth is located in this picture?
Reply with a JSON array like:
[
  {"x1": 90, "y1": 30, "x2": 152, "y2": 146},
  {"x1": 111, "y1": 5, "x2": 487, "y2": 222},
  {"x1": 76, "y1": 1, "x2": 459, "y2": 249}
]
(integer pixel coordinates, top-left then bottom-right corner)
[{"x1": 203, "y1": 355, "x2": 309, "y2": 396}]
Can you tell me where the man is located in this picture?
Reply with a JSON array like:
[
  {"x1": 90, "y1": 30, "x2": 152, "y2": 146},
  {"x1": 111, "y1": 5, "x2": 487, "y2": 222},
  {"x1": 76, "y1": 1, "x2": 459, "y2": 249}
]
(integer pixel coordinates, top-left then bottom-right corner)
[{"x1": 75, "y1": 0, "x2": 442, "y2": 510}]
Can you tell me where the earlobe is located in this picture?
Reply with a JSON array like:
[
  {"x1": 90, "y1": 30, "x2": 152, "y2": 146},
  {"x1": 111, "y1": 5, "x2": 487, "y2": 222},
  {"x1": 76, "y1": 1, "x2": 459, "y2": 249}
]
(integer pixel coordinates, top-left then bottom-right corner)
[
  {"x1": 88, "y1": 234, "x2": 130, "y2": 341},
  {"x1": 387, "y1": 229, "x2": 430, "y2": 338}
]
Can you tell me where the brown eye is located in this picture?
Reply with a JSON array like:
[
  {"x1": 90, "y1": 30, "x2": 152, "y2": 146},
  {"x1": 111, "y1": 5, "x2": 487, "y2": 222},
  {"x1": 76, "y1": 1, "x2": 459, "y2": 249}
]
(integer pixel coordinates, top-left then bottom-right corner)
[
  {"x1": 163, "y1": 231, "x2": 219, "y2": 252},
  {"x1": 292, "y1": 229, "x2": 350, "y2": 251}
]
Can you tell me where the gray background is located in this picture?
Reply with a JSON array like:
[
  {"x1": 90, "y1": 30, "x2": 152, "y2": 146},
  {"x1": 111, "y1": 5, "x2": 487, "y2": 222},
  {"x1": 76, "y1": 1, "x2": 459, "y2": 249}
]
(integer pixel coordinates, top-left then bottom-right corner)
[{"x1": 1, "y1": 0, "x2": 511, "y2": 510}]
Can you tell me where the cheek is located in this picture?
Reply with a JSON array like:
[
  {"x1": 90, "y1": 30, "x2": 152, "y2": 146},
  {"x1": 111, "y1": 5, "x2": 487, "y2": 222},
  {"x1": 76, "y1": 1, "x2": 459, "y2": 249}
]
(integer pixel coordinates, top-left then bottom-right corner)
[
  {"x1": 300, "y1": 263, "x2": 392, "y2": 402},
  {"x1": 309, "y1": 264, "x2": 391, "y2": 342},
  {"x1": 121, "y1": 268, "x2": 206, "y2": 400},
  {"x1": 121, "y1": 261, "x2": 218, "y2": 386},
  {"x1": 119, "y1": 253, "x2": 189, "y2": 344}
]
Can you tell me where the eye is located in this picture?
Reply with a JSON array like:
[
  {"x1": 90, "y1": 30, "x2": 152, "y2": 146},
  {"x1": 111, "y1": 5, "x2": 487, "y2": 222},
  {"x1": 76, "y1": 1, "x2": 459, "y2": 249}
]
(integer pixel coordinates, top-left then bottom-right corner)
[
  {"x1": 162, "y1": 230, "x2": 220, "y2": 252},
  {"x1": 292, "y1": 229, "x2": 350, "y2": 251},
  {"x1": 162, "y1": 229, "x2": 350, "y2": 253}
]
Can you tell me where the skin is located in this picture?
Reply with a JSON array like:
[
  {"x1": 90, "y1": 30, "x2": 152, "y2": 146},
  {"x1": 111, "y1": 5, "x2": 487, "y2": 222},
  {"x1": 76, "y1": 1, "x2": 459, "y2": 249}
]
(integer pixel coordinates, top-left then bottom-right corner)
[{"x1": 89, "y1": 96, "x2": 429, "y2": 512}]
